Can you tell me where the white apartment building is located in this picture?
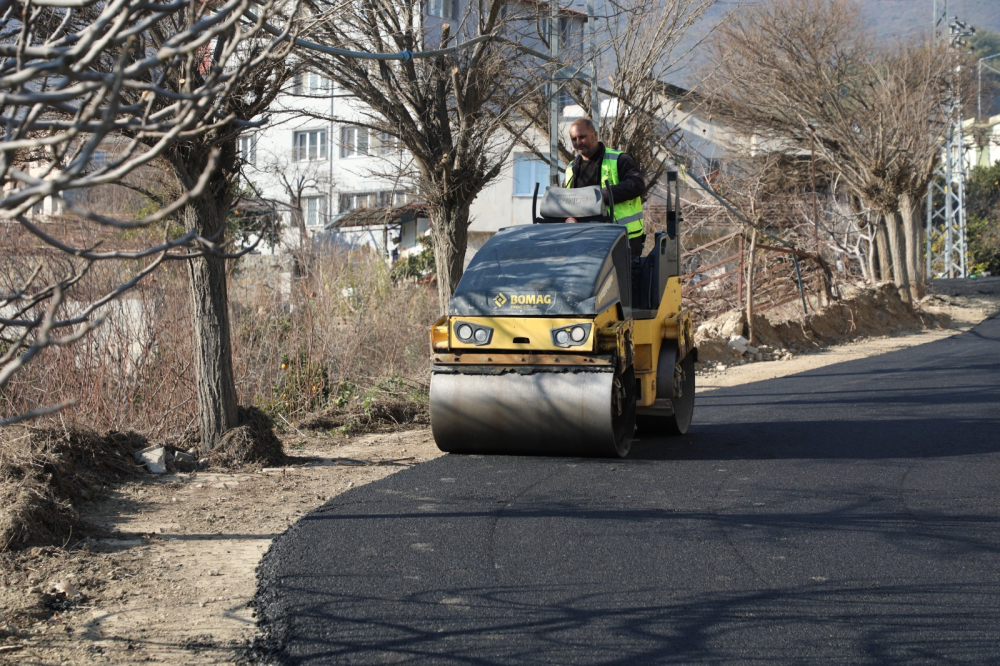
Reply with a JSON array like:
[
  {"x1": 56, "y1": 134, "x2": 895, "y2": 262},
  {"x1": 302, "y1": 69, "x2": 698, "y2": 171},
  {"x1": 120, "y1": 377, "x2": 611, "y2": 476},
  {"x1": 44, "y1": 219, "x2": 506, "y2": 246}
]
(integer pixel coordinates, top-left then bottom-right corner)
[{"x1": 966, "y1": 113, "x2": 1000, "y2": 169}]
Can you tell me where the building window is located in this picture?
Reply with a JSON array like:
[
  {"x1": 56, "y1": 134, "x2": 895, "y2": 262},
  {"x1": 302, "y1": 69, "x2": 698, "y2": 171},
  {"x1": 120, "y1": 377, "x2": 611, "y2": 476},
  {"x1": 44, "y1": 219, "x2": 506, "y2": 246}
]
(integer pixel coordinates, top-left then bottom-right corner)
[
  {"x1": 292, "y1": 71, "x2": 330, "y2": 95},
  {"x1": 559, "y1": 88, "x2": 576, "y2": 117},
  {"x1": 559, "y1": 18, "x2": 579, "y2": 53},
  {"x1": 239, "y1": 134, "x2": 257, "y2": 166},
  {"x1": 513, "y1": 154, "x2": 550, "y2": 196},
  {"x1": 293, "y1": 129, "x2": 327, "y2": 162},
  {"x1": 91, "y1": 150, "x2": 107, "y2": 168},
  {"x1": 340, "y1": 126, "x2": 370, "y2": 158},
  {"x1": 375, "y1": 131, "x2": 400, "y2": 156},
  {"x1": 303, "y1": 195, "x2": 327, "y2": 226},
  {"x1": 427, "y1": 0, "x2": 457, "y2": 19}
]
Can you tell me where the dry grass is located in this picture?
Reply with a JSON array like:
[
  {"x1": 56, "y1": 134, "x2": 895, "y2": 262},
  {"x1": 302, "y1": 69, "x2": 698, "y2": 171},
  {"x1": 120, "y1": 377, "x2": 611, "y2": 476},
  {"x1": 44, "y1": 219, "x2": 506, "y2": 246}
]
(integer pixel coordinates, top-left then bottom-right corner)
[
  {"x1": 230, "y1": 249, "x2": 438, "y2": 426},
  {"x1": 0, "y1": 245, "x2": 438, "y2": 438},
  {"x1": 297, "y1": 376, "x2": 430, "y2": 434}
]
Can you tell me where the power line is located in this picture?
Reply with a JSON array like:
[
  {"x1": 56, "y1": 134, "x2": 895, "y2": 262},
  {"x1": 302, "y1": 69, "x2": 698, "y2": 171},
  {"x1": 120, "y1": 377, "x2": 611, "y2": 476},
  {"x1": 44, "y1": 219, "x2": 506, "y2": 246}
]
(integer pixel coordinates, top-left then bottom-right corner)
[{"x1": 244, "y1": 9, "x2": 493, "y2": 61}]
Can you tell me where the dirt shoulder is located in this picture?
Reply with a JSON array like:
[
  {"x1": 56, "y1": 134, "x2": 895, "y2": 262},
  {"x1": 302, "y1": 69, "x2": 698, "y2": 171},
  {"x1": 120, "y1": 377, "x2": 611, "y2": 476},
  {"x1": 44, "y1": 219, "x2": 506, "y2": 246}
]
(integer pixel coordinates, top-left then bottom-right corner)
[
  {"x1": 698, "y1": 290, "x2": 999, "y2": 391},
  {"x1": 2, "y1": 289, "x2": 997, "y2": 665},
  {"x1": 0, "y1": 431, "x2": 443, "y2": 665}
]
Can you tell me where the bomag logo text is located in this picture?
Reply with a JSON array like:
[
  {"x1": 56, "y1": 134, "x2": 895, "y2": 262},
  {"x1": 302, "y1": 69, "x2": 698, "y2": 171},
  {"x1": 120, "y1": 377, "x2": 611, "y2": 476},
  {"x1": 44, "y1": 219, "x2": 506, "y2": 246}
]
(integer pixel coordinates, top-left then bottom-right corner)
[
  {"x1": 510, "y1": 294, "x2": 553, "y2": 305},
  {"x1": 494, "y1": 292, "x2": 553, "y2": 308}
]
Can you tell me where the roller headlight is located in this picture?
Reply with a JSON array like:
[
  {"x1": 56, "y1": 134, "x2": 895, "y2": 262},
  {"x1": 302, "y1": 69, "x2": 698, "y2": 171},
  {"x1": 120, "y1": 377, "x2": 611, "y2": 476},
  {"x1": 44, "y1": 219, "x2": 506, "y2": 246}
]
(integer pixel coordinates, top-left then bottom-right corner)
[
  {"x1": 550, "y1": 323, "x2": 592, "y2": 348},
  {"x1": 453, "y1": 321, "x2": 493, "y2": 346}
]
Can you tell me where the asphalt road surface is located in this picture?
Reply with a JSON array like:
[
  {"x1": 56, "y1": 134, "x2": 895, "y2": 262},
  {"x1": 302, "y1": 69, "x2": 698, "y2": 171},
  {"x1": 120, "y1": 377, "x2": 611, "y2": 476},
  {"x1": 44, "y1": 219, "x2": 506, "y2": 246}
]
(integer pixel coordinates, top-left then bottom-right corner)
[{"x1": 252, "y1": 279, "x2": 1000, "y2": 664}]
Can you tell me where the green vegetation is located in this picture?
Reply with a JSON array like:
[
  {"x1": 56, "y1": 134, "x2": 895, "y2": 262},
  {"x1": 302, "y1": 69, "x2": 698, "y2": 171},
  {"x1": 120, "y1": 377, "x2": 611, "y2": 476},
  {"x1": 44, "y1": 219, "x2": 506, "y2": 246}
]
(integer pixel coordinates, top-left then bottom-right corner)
[
  {"x1": 391, "y1": 235, "x2": 436, "y2": 281},
  {"x1": 969, "y1": 28, "x2": 1000, "y2": 61},
  {"x1": 967, "y1": 161, "x2": 1000, "y2": 275},
  {"x1": 972, "y1": 30, "x2": 1000, "y2": 118}
]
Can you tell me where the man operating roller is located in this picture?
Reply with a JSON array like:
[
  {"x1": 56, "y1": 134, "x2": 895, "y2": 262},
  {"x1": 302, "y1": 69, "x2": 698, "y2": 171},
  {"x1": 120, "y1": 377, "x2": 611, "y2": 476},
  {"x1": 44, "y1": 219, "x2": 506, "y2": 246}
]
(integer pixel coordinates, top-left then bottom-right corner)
[{"x1": 564, "y1": 118, "x2": 646, "y2": 256}]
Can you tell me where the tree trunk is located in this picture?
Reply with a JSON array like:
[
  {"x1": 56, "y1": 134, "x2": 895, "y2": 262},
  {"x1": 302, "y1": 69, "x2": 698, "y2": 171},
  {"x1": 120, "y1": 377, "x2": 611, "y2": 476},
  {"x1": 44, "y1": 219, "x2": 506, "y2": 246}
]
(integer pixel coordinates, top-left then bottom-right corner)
[
  {"x1": 855, "y1": 232, "x2": 871, "y2": 284},
  {"x1": 744, "y1": 230, "x2": 758, "y2": 345},
  {"x1": 862, "y1": 234, "x2": 874, "y2": 284},
  {"x1": 885, "y1": 210, "x2": 912, "y2": 305},
  {"x1": 291, "y1": 204, "x2": 309, "y2": 249},
  {"x1": 184, "y1": 194, "x2": 239, "y2": 453},
  {"x1": 898, "y1": 192, "x2": 925, "y2": 301},
  {"x1": 875, "y1": 215, "x2": 892, "y2": 283},
  {"x1": 430, "y1": 201, "x2": 471, "y2": 311},
  {"x1": 286, "y1": 189, "x2": 309, "y2": 250}
]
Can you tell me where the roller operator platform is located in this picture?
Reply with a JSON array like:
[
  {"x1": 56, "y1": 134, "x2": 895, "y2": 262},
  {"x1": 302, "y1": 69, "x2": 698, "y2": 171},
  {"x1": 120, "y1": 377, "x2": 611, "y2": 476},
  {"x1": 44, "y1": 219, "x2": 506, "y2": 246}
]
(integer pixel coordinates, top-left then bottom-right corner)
[{"x1": 429, "y1": 172, "x2": 696, "y2": 458}]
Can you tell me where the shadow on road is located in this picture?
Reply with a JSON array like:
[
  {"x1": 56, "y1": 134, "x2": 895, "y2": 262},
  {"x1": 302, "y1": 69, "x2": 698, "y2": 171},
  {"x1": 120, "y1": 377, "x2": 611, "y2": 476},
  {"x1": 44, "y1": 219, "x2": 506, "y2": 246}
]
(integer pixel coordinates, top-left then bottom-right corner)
[
  {"x1": 629, "y1": 414, "x2": 1000, "y2": 461},
  {"x1": 258, "y1": 578, "x2": 1000, "y2": 665}
]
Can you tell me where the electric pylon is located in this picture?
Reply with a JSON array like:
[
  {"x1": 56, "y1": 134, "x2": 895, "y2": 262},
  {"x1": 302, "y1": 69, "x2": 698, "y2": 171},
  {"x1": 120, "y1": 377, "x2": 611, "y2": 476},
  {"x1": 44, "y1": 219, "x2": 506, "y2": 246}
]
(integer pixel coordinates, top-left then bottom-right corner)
[{"x1": 925, "y1": 3, "x2": 973, "y2": 279}]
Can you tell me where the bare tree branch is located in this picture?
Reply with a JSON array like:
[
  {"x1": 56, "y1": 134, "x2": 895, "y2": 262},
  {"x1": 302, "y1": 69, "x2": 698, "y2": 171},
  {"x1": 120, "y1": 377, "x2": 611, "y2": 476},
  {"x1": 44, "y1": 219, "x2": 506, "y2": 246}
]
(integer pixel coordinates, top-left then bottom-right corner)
[{"x1": 0, "y1": 0, "x2": 298, "y2": 424}]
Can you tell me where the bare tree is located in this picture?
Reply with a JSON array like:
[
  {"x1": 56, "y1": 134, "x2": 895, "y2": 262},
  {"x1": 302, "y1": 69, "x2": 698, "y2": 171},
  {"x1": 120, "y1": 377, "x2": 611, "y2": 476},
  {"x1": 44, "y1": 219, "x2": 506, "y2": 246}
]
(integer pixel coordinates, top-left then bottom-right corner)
[
  {"x1": 0, "y1": 0, "x2": 297, "y2": 432},
  {"x1": 147, "y1": 1, "x2": 301, "y2": 449},
  {"x1": 705, "y1": 0, "x2": 954, "y2": 302},
  {"x1": 299, "y1": 0, "x2": 540, "y2": 306},
  {"x1": 253, "y1": 149, "x2": 328, "y2": 247},
  {"x1": 513, "y1": 0, "x2": 717, "y2": 199}
]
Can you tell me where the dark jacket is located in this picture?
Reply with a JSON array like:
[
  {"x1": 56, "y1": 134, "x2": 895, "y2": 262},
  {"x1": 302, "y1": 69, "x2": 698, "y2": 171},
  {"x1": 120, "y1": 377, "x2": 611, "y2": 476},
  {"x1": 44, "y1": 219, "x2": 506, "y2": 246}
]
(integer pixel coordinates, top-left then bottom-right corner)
[{"x1": 566, "y1": 143, "x2": 645, "y2": 204}]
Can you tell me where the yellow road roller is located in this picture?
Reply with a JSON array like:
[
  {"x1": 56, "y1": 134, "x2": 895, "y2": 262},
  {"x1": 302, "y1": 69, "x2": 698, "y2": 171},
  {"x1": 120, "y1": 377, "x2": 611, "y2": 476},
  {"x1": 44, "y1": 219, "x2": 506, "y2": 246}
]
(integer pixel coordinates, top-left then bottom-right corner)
[{"x1": 429, "y1": 171, "x2": 696, "y2": 457}]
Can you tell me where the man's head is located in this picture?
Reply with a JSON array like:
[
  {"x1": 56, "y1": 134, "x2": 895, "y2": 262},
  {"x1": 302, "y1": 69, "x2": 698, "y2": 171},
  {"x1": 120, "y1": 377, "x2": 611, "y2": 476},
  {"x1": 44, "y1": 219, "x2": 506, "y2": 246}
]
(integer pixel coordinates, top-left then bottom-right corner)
[{"x1": 569, "y1": 119, "x2": 600, "y2": 160}]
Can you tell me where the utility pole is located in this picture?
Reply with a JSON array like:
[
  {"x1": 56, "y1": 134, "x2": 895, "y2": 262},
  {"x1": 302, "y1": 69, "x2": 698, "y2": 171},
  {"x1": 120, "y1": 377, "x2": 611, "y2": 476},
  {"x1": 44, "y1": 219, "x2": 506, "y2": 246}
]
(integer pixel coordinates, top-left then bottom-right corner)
[
  {"x1": 925, "y1": 1, "x2": 974, "y2": 279},
  {"x1": 588, "y1": 0, "x2": 598, "y2": 137},
  {"x1": 549, "y1": 0, "x2": 560, "y2": 187},
  {"x1": 550, "y1": 2, "x2": 599, "y2": 185}
]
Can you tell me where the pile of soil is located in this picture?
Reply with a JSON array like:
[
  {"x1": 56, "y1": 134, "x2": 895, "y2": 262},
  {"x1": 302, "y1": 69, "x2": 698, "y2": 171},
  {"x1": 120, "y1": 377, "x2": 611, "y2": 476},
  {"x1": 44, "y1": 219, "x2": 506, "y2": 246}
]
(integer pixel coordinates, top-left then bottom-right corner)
[
  {"x1": 0, "y1": 427, "x2": 144, "y2": 551},
  {"x1": 695, "y1": 284, "x2": 949, "y2": 365},
  {"x1": 208, "y1": 406, "x2": 284, "y2": 469}
]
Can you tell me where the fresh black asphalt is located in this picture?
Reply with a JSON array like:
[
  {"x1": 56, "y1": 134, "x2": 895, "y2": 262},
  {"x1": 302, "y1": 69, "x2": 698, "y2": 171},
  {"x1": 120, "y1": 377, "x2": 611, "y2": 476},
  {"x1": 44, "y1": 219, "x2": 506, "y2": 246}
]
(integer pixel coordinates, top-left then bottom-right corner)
[{"x1": 251, "y1": 279, "x2": 1000, "y2": 664}]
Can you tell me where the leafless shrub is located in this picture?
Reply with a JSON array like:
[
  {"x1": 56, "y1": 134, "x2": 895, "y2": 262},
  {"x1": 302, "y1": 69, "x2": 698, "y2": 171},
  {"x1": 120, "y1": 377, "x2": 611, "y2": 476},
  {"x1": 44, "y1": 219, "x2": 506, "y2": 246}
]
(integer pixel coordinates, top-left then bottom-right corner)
[
  {"x1": 0, "y1": 0, "x2": 301, "y2": 425},
  {"x1": 1, "y1": 245, "x2": 436, "y2": 439},
  {"x1": 230, "y1": 247, "x2": 438, "y2": 423},
  {"x1": 0, "y1": 224, "x2": 198, "y2": 438}
]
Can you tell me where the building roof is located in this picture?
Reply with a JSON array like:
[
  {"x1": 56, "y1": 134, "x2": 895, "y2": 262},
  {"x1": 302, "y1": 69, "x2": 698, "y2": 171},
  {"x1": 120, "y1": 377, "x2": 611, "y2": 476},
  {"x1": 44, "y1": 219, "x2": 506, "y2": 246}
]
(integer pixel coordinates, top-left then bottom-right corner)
[
  {"x1": 515, "y1": 0, "x2": 588, "y2": 18},
  {"x1": 325, "y1": 202, "x2": 427, "y2": 230}
]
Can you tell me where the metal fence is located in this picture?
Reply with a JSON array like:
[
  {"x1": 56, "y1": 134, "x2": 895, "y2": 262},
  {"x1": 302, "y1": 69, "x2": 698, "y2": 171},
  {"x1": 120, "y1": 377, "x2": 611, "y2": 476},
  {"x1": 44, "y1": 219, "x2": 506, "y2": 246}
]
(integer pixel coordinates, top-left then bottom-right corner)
[{"x1": 680, "y1": 229, "x2": 828, "y2": 321}]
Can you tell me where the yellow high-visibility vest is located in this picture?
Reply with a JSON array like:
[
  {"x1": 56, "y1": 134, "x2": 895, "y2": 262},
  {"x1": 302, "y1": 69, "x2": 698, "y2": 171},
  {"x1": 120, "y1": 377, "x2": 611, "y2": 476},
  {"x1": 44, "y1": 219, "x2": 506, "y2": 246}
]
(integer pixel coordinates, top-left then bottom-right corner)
[{"x1": 565, "y1": 149, "x2": 643, "y2": 239}]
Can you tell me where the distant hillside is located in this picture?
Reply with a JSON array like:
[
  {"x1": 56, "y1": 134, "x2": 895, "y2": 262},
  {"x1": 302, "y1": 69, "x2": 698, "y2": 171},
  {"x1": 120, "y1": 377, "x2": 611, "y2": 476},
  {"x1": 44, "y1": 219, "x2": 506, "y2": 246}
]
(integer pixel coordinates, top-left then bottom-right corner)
[
  {"x1": 860, "y1": 0, "x2": 1000, "y2": 40},
  {"x1": 669, "y1": 0, "x2": 1000, "y2": 87}
]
